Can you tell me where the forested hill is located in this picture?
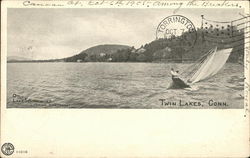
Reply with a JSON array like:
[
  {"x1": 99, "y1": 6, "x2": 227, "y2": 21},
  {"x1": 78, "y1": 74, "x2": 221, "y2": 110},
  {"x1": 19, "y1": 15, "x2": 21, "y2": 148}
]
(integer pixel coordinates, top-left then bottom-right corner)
[
  {"x1": 64, "y1": 27, "x2": 244, "y2": 63},
  {"x1": 64, "y1": 44, "x2": 130, "y2": 62}
]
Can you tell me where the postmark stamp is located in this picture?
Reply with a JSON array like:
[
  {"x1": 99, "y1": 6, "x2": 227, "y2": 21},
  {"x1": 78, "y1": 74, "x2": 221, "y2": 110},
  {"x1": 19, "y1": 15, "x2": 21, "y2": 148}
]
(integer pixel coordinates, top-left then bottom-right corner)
[
  {"x1": 156, "y1": 15, "x2": 197, "y2": 51},
  {"x1": 1, "y1": 143, "x2": 15, "y2": 156}
]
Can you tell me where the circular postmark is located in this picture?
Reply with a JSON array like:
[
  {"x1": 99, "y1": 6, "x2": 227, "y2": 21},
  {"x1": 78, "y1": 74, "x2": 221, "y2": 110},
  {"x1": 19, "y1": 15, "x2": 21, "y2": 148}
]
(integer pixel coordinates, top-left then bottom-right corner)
[
  {"x1": 1, "y1": 143, "x2": 14, "y2": 156},
  {"x1": 156, "y1": 15, "x2": 197, "y2": 51}
]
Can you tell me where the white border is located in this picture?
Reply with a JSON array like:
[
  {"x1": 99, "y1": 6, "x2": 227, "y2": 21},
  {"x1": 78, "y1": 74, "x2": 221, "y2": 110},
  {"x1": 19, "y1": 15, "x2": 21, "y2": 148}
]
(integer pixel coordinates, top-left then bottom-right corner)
[{"x1": 1, "y1": 1, "x2": 249, "y2": 157}]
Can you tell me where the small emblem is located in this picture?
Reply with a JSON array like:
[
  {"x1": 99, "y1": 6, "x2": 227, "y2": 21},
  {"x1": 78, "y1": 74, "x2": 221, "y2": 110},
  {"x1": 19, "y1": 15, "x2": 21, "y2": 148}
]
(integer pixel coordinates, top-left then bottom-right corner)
[{"x1": 1, "y1": 143, "x2": 14, "y2": 156}]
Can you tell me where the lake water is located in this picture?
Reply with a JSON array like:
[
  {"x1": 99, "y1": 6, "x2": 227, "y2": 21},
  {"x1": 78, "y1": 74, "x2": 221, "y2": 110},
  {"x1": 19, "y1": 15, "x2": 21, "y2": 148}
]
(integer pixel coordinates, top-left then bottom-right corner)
[{"x1": 7, "y1": 62, "x2": 244, "y2": 108}]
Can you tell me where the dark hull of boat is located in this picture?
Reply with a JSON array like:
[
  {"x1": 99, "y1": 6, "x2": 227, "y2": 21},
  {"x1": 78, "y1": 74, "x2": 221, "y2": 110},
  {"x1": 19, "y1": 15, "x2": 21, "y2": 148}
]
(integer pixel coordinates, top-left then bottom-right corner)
[{"x1": 170, "y1": 77, "x2": 190, "y2": 89}]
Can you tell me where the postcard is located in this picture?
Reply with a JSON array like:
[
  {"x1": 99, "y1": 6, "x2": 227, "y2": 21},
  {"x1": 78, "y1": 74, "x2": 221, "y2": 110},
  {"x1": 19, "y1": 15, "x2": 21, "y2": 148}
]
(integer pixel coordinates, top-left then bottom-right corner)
[{"x1": 1, "y1": 0, "x2": 249, "y2": 157}]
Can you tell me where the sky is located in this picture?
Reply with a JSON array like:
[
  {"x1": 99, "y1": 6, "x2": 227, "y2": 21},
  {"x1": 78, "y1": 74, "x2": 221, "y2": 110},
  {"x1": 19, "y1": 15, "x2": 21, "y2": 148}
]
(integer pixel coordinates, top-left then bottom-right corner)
[{"x1": 7, "y1": 8, "x2": 244, "y2": 60}]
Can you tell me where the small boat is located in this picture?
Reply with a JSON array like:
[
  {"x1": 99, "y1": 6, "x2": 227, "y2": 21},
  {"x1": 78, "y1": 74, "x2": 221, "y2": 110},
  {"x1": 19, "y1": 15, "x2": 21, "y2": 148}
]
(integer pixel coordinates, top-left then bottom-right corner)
[
  {"x1": 171, "y1": 77, "x2": 190, "y2": 89},
  {"x1": 171, "y1": 47, "x2": 233, "y2": 88}
]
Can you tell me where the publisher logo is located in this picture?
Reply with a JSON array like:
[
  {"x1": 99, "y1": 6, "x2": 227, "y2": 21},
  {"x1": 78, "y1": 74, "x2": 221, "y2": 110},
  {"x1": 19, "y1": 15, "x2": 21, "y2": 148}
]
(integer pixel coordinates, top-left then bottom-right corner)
[{"x1": 1, "y1": 143, "x2": 14, "y2": 156}]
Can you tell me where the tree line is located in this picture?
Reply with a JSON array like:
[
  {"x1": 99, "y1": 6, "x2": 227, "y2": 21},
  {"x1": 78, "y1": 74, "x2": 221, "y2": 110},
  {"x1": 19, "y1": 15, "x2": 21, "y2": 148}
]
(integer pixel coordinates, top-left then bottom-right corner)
[{"x1": 64, "y1": 27, "x2": 244, "y2": 63}]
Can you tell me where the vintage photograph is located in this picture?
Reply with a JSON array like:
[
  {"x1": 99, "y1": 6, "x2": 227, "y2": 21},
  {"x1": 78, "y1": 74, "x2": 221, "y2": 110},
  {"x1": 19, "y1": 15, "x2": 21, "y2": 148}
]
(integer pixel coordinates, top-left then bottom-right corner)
[
  {"x1": 1, "y1": 1, "x2": 250, "y2": 158},
  {"x1": 6, "y1": 8, "x2": 248, "y2": 108}
]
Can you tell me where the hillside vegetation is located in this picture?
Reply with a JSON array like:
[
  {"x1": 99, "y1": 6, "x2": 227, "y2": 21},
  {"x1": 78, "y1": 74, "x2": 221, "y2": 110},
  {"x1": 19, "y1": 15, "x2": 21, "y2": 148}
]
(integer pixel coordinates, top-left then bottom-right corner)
[
  {"x1": 63, "y1": 27, "x2": 244, "y2": 63},
  {"x1": 64, "y1": 44, "x2": 130, "y2": 62}
]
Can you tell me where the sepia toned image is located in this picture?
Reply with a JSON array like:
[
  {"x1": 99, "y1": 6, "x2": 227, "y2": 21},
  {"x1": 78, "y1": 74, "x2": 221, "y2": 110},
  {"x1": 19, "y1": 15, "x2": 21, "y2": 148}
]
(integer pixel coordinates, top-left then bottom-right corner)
[
  {"x1": 1, "y1": 1, "x2": 249, "y2": 158},
  {"x1": 6, "y1": 8, "x2": 247, "y2": 109}
]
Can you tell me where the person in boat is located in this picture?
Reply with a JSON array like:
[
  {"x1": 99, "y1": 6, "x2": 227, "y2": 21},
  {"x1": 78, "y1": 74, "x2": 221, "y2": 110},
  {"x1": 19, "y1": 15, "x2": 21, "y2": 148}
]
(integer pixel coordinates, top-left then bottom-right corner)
[
  {"x1": 171, "y1": 68, "x2": 180, "y2": 79},
  {"x1": 170, "y1": 68, "x2": 190, "y2": 88}
]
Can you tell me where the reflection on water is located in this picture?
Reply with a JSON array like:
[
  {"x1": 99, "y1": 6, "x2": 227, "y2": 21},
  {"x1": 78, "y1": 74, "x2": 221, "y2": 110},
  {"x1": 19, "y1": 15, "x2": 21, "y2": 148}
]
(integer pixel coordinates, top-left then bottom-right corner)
[{"x1": 7, "y1": 62, "x2": 244, "y2": 108}]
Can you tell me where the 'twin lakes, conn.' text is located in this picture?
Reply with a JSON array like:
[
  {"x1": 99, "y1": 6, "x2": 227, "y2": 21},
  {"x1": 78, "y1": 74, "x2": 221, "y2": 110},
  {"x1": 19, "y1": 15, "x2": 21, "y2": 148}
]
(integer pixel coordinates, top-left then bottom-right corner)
[{"x1": 159, "y1": 99, "x2": 228, "y2": 107}]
